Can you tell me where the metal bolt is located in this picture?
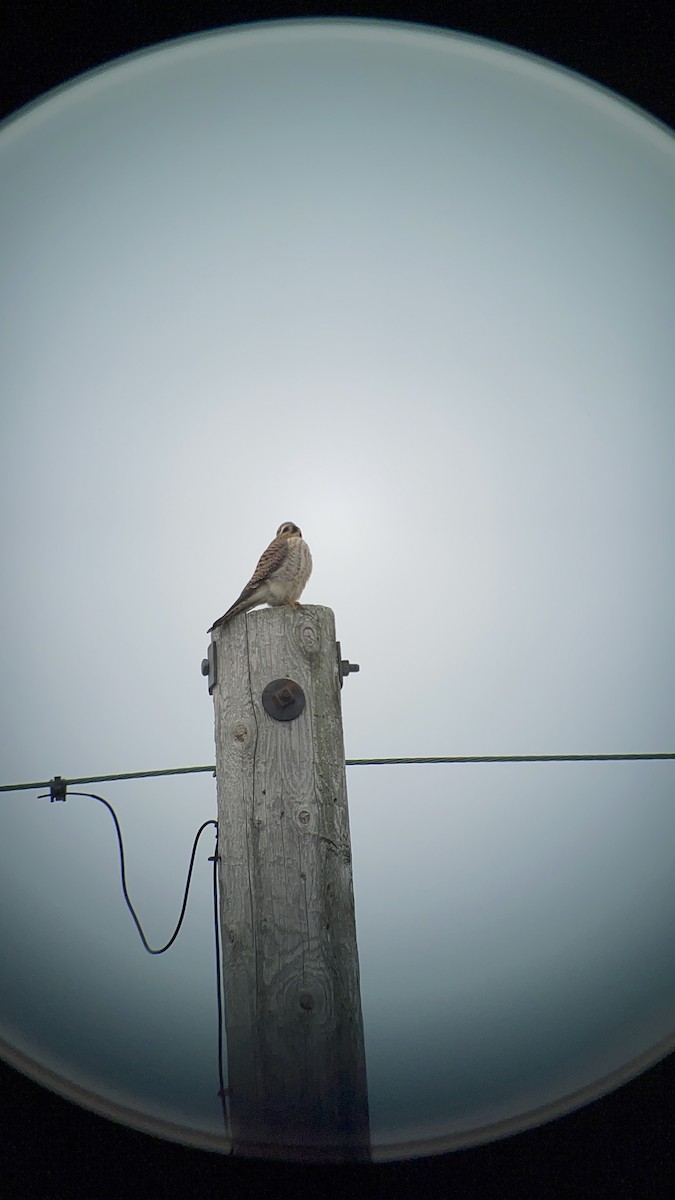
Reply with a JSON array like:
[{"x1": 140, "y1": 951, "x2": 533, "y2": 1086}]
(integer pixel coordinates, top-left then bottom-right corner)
[
  {"x1": 336, "y1": 642, "x2": 360, "y2": 688},
  {"x1": 262, "y1": 678, "x2": 306, "y2": 722}
]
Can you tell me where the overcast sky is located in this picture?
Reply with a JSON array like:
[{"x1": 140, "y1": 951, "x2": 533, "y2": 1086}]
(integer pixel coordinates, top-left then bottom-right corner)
[{"x1": 1, "y1": 19, "x2": 674, "y2": 1159}]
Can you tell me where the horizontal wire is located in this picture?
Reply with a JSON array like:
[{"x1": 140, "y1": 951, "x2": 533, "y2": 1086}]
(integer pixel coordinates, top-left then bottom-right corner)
[
  {"x1": 1, "y1": 752, "x2": 675, "y2": 794},
  {"x1": 0, "y1": 765, "x2": 217, "y2": 793},
  {"x1": 346, "y1": 753, "x2": 675, "y2": 766}
]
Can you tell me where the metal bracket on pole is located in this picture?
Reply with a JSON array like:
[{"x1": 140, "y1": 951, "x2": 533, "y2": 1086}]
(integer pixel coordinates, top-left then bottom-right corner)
[
  {"x1": 336, "y1": 642, "x2": 360, "y2": 689},
  {"x1": 202, "y1": 641, "x2": 218, "y2": 694}
]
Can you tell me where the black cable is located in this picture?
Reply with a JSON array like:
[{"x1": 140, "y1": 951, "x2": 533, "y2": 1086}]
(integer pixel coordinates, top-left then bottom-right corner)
[
  {"x1": 48, "y1": 788, "x2": 231, "y2": 1135},
  {"x1": 64, "y1": 791, "x2": 217, "y2": 955},
  {"x1": 210, "y1": 826, "x2": 232, "y2": 1148}
]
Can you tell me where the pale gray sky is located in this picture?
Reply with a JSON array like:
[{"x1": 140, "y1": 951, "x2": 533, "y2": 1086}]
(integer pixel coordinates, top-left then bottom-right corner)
[{"x1": 1, "y1": 19, "x2": 674, "y2": 1159}]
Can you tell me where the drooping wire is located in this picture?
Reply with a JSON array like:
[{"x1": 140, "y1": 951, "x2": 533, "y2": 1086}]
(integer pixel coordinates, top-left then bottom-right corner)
[
  {"x1": 62, "y1": 790, "x2": 217, "y2": 955},
  {"x1": 51, "y1": 787, "x2": 228, "y2": 1142},
  {"x1": 45, "y1": 786, "x2": 231, "y2": 1136}
]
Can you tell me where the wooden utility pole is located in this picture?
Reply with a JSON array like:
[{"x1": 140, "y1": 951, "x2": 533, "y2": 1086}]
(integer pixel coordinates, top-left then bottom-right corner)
[{"x1": 209, "y1": 604, "x2": 369, "y2": 1162}]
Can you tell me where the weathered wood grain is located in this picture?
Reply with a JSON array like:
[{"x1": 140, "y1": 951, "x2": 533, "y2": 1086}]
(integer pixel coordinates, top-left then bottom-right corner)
[{"x1": 212, "y1": 604, "x2": 369, "y2": 1161}]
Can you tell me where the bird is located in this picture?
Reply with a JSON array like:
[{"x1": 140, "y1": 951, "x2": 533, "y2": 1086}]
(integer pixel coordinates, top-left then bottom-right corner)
[{"x1": 208, "y1": 521, "x2": 312, "y2": 633}]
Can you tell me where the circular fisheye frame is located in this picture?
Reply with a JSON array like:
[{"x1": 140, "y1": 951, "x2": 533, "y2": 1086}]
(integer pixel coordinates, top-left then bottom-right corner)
[{"x1": 1, "y1": 18, "x2": 674, "y2": 1162}]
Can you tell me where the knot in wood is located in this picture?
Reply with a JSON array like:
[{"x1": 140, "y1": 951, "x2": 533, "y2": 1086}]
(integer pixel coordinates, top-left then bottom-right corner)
[
  {"x1": 298, "y1": 809, "x2": 311, "y2": 825},
  {"x1": 233, "y1": 722, "x2": 249, "y2": 744},
  {"x1": 300, "y1": 622, "x2": 319, "y2": 654},
  {"x1": 298, "y1": 991, "x2": 314, "y2": 1012}
]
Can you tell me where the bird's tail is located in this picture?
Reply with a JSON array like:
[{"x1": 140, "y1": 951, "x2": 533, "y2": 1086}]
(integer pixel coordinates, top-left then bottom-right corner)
[{"x1": 208, "y1": 601, "x2": 246, "y2": 633}]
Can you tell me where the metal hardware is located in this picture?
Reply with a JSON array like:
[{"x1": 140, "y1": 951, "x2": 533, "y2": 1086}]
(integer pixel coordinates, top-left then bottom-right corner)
[
  {"x1": 49, "y1": 776, "x2": 67, "y2": 803},
  {"x1": 336, "y1": 642, "x2": 360, "y2": 688},
  {"x1": 202, "y1": 641, "x2": 218, "y2": 693},
  {"x1": 262, "y1": 678, "x2": 306, "y2": 722}
]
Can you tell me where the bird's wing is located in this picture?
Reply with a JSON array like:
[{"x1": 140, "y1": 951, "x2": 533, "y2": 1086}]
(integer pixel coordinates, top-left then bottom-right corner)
[
  {"x1": 208, "y1": 533, "x2": 289, "y2": 631},
  {"x1": 234, "y1": 532, "x2": 289, "y2": 602}
]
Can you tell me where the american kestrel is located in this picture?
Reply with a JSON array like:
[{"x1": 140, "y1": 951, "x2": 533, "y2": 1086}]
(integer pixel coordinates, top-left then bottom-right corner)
[{"x1": 208, "y1": 521, "x2": 312, "y2": 632}]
